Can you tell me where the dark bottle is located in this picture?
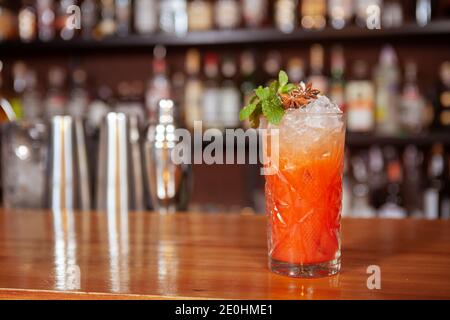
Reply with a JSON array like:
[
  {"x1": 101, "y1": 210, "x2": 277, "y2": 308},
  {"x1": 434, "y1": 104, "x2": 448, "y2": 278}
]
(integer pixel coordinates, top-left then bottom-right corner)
[
  {"x1": 81, "y1": 0, "x2": 99, "y2": 39},
  {"x1": 402, "y1": 145, "x2": 425, "y2": 218},
  {"x1": 368, "y1": 146, "x2": 387, "y2": 211},
  {"x1": 424, "y1": 144, "x2": 445, "y2": 220}
]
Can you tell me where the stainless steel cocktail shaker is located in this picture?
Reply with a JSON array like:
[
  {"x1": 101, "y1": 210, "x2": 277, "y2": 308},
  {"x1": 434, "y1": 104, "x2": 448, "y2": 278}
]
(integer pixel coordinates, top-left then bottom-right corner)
[
  {"x1": 144, "y1": 99, "x2": 191, "y2": 214},
  {"x1": 96, "y1": 112, "x2": 145, "y2": 212}
]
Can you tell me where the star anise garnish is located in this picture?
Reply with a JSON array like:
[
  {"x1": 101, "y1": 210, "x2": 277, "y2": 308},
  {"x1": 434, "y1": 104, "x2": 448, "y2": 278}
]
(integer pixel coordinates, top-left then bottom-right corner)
[{"x1": 279, "y1": 82, "x2": 320, "y2": 110}]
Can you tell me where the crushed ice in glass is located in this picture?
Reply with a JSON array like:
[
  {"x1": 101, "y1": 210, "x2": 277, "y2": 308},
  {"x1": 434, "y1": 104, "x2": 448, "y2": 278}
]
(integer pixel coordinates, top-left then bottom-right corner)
[{"x1": 270, "y1": 95, "x2": 344, "y2": 154}]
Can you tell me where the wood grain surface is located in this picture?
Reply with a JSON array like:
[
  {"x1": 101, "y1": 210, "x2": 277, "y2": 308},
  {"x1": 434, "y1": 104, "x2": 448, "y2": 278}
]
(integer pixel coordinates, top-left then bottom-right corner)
[{"x1": 0, "y1": 209, "x2": 449, "y2": 300}]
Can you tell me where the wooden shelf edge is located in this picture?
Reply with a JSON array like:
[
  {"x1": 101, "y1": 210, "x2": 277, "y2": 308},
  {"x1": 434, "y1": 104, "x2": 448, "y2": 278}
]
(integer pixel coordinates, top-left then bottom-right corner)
[{"x1": 1, "y1": 20, "x2": 449, "y2": 54}]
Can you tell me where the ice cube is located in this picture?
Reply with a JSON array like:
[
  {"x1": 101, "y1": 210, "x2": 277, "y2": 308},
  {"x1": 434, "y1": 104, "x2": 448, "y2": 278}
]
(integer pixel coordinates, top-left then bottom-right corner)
[{"x1": 301, "y1": 95, "x2": 342, "y2": 114}]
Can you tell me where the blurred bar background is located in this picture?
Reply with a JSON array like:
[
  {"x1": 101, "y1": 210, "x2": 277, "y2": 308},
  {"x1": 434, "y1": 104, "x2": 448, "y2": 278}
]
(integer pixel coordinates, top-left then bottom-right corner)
[{"x1": 0, "y1": 0, "x2": 449, "y2": 218}]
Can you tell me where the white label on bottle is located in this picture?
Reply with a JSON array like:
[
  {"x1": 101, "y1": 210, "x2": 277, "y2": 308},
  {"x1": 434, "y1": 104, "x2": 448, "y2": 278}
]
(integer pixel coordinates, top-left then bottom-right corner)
[
  {"x1": 202, "y1": 88, "x2": 220, "y2": 127},
  {"x1": 215, "y1": 0, "x2": 240, "y2": 29},
  {"x1": 135, "y1": 0, "x2": 158, "y2": 33},
  {"x1": 424, "y1": 189, "x2": 439, "y2": 220},
  {"x1": 220, "y1": 87, "x2": 241, "y2": 127}
]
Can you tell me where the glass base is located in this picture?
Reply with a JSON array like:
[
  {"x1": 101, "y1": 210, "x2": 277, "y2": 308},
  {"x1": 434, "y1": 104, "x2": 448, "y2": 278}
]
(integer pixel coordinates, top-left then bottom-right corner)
[{"x1": 269, "y1": 257, "x2": 341, "y2": 278}]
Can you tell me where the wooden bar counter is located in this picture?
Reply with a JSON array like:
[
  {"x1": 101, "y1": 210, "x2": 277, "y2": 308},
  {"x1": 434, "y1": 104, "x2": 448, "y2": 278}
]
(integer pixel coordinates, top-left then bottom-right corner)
[{"x1": 0, "y1": 209, "x2": 449, "y2": 300}]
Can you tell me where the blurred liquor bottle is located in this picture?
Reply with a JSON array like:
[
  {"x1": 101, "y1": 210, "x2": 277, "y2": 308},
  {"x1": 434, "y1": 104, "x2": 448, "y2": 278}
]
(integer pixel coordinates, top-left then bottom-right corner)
[
  {"x1": 432, "y1": 61, "x2": 450, "y2": 131},
  {"x1": 286, "y1": 56, "x2": 305, "y2": 84},
  {"x1": 0, "y1": 1, "x2": 16, "y2": 41},
  {"x1": 382, "y1": 0, "x2": 403, "y2": 28},
  {"x1": 220, "y1": 54, "x2": 240, "y2": 128},
  {"x1": 22, "y1": 70, "x2": 42, "y2": 120},
  {"x1": 329, "y1": 45, "x2": 346, "y2": 112},
  {"x1": 379, "y1": 146, "x2": 406, "y2": 219},
  {"x1": 345, "y1": 60, "x2": 375, "y2": 132},
  {"x1": 399, "y1": 61, "x2": 426, "y2": 134},
  {"x1": 171, "y1": 71, "x2": 186, "y2": 124},
  {"x1": 416, "y1": 0, "x2": 432, "y2": 26},
  {"x1": 368, "y1": 146, "x2": 387, "y2": 211},
  {"x1": 424, "y1": 144, "x2": 445, "y2": 220},
  {"x1": 263, "y1": 51, "x2": 282, "y2": 85},
  {"x1": 115, "y1": 0, "x2": 131, "y2": 37},
  {"x1": 67, "y1": 67, "x2": 89, "y2": 118},
  {"x1": 81, "y1": 0, "x2": 98, "y2": 39},
  {"x1": 134, "y1": 0, "x2": 158, "y2": 34},
  {"x1": 242, "y1": 0, "x2": 268, "y2": 28},
  {"x1": 9, "y1": 62, "x2": 28, "y2": 120},
  {"x1": 188, "y1": 0, "x2": 213, "y2": 31},
  {"x1": 18, "y1": 0, "x2": 37, "y2": 42},
  {"x1": 98, "y1": 0, "x2": 116, "y2": 38},
  {"x1": 240, "y1": 51, "x2": 257, "y2": 129},
  {"x1": 240, "y1": 51, "x2": 257, "y2": 104},
  {"x1": 300, "y1": 0, "x2": 326, "y2": 30},
  {"x1": 308, "y1": 44, "x2": 328, "y2": 95},
  {"x1": 37, "y1": 0, "x2": 56, "y2": 41},
  {"x1": 374, "y1": 45, "x2": 400, "y2": 135},
  {"x1": 275, "y1": 0, "x2": 298, "y2": 33},
  {"x1": 146, "y1": 45, "x2": 171, "y2": 124},
  {"x1": 328, "y1": 0, "x2": 354, "y2": 29},
  {"x1": 159, "y1": 0, "x2": 188, "y2": 36},
  {"x1": 202, "y1": 53, "x2": 221, "y2": 129},
  {"x1": 402, "y1": 145, "x2": 424, "y2": 218},
  {"x1": 351, "y1": 152, "x2": 376, "y2": 218},
  {"x1": 0, "y1": 61, "x2": 15, "y2": 122},
  {"x1": 215, "y1": 0, "x2": 241, "y2": 30},
  {"x1": 184, "y1": 49, "x2": 203, "y2": 130},
  {"x1": 45, "y1": 66, "x2": 67, "y2": 118},
  {"x1": 56, "y1": 0, "x2": 77, "y2": 40},
  {"x1": 355, "y1": 0, "x2": 382, "y2": 28}
]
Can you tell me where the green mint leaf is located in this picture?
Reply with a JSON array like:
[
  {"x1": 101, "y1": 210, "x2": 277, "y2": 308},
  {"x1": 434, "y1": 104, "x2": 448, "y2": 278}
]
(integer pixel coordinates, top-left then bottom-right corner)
[
  {"x1": 262, "y1": 98, "x2": 285, "y2": 126},
  {"x1": 278, "y1": 70, "x2": 288, "y2": 88},
  {"x1": 280, "y1": 83, "x2": 297, "y2": 94},
  {"x1": 239, "y1": 102, "x2": 258, "y2": 121},
  {"x1": 249, "y1": 95, "x2": 258, "y2": 104},
  {"x1": 255, "y1": 86, "x2": 269, "y2": 100},
  {"x1": 269, "y1": 80, "x2": 279, "y2": 95},
  {"x1": 240, "y1": 69, "x2": 296, "y2": 127}
]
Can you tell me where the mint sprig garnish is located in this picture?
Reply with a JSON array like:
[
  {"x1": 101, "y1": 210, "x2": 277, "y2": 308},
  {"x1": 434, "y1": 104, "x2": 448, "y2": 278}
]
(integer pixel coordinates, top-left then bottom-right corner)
[{"x1": 240, "y1": 70, "x2": 296, "y2": 128}]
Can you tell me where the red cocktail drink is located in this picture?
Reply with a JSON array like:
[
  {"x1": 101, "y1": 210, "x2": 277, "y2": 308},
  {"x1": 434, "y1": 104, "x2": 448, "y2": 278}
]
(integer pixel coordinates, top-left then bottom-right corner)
[{"x1": 264, "y1": 103, "x2": 345, "y2": 278}]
